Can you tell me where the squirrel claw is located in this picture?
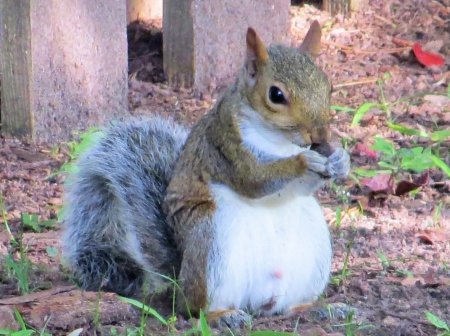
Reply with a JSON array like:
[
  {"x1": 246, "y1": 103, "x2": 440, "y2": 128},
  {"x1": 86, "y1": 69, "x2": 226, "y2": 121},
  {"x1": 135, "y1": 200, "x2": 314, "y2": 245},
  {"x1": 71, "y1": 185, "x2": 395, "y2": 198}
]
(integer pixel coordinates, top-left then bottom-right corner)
[{"x1": 208, "y1": 309, "x2": 252, "y2": 329}]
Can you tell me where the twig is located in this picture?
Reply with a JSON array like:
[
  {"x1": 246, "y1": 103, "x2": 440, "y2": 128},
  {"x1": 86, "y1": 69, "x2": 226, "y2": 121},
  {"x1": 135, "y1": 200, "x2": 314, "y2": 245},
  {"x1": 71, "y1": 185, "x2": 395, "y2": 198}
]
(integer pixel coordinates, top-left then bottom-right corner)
[
  {"x1": 333, "y1": 77, "x2": 379, "y2": 89},
  {"x1": 321, "y1": 39, "x2": 409, "y2": 54},
  {"x1": 392, "y1": 37, "x2": 415, "y2": 47},
  {"x1": 373, "y1": 14, "x2": 396, "y2": 26},
  {"x1": 298, "y1": 33, "x2": 410, "y2": 55}
]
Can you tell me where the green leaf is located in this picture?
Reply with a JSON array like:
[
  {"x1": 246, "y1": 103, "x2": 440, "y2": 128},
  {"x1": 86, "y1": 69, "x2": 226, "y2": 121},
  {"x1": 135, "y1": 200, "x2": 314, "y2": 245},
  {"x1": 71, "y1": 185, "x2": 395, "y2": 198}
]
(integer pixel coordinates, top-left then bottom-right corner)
[
  {"x1": 387, "y1": 122, "x2": 428, "y2": 137},
  {"x1": 378, "y1": 161, "x2": 398, "y2": 170},
  {"x1": 425, "y1": 311, "x2": 450, "y2": 331},
  {"x1": 118, "y1": 296, "x2": 167, "y2": 325},
  {"x1": 21, "y1": 214, "x2": 41, "y2": 233},
  {"x1": 411, "y1": 147, "x2": 424, "y2": 155},
  {"x1": 73, "y1": 130, "x2": 104, "y2": 157},
  {"x1": 401, "y1": 154, "x2": 434, "y2": 172},
  {"x1": 57, "y1": 206, "x2": 67, "y2": 222},
  {"x1": 431, "y1": 156, "x2": 450, "y2": 177},
  {"x1": 39, "y1": 220, "x2": 56, "y2": 229},
  {"x1": 46, "y1": 246, "x2": 59, "y2": 258},
  {"x1": 351, "y1": 103, "x2": 379, "y2": 127},
  {"x1": 371, "y1": 137, "x2": 395, "y2": 156},
  {"x1": 430, "y1": 130, "x2": 450, "y2": 142},
  {"x1": 59, "y1": 162, "x2": 79, "y2": 175}
]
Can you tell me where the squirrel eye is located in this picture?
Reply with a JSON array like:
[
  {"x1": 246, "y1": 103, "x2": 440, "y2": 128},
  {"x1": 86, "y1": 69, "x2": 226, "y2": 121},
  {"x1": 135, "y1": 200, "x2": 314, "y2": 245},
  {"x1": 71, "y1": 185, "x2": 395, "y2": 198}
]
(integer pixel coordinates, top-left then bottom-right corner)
[{"x1": 268, "y1": 86, "x2": 287, "y2": 105}]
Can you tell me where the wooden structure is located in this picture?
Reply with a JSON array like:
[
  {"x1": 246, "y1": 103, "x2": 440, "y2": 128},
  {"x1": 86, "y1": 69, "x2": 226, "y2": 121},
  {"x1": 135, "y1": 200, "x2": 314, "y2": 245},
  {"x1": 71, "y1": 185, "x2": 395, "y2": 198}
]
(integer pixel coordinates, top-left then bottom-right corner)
[
  {"x1": 1, "y1": 0, "x2": 128, "y2": 143},
  {"x1": 0, "y1": 0, "x2": 354, "y2": 143},
  {"x1": 163, "y1": 0, "x2": 291, "y2": 91}
]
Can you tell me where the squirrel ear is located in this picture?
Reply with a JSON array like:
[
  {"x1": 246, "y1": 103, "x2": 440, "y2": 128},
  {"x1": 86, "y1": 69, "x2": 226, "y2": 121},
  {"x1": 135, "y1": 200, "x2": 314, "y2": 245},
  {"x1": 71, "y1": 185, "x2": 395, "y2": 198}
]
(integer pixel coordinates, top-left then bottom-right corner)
[
  {"x1": 298, "y1": 20, "x2": 322, "y2": 58},
  {"x1": 246, "y1": 27, "x2": 269, "y2": 77}
]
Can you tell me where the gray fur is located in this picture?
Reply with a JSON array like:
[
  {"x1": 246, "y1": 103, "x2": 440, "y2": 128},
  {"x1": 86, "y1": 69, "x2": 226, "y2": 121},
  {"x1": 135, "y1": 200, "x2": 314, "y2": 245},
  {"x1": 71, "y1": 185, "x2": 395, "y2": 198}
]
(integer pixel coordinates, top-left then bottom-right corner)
[{"x1": 61, "y1": 116, "x2": 188, "y2": 296}]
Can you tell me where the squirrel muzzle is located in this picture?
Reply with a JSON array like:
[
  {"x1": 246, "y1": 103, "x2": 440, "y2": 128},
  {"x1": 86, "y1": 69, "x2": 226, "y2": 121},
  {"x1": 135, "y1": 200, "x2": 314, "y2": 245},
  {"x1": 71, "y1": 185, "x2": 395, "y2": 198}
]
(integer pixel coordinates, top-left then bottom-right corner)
[{"x1": 309, "y1": 127, "x2": 330, "y2": 145}]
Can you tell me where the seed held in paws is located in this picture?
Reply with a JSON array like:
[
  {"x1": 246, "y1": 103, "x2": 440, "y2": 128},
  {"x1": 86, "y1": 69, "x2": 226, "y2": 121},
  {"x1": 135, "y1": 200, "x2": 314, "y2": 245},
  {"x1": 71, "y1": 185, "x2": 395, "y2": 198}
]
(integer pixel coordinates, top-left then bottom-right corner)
[{"x1": 310, "y1": 142, "x2": 334, "y2": 157}]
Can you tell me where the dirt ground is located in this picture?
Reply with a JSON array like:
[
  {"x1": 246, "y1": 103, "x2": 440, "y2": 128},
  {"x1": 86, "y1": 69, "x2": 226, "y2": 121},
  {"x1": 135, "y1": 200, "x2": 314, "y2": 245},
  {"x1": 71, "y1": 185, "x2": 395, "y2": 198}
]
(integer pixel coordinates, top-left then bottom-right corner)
[{"x1": 1, "y1": 0, "x2": 450, "y2": 335}]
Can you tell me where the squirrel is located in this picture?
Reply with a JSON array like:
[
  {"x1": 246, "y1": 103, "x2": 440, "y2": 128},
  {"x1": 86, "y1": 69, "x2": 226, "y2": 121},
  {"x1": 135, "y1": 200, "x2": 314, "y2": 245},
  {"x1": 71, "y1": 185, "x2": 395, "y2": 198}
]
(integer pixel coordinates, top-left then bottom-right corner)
[{"x1": 61, "y1": 20, "x2": 351, "y2": 329}]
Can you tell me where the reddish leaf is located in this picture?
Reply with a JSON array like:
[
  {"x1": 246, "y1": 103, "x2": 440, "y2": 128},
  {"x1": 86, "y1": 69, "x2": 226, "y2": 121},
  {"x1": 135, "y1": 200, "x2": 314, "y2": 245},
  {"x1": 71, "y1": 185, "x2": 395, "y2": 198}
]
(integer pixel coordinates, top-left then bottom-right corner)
[
  {"x1": 352, "y1": 143, "x2": 378, "y2": 159},
  {"x1": 360, "y1": 173, "x2": 394, "y2": 194},
  {"x1": 394, "y1": 171, "x2": 430, "y2": 196},
  {"x1": 413, "y1": 42, "x2": 444, "y2": 67}
]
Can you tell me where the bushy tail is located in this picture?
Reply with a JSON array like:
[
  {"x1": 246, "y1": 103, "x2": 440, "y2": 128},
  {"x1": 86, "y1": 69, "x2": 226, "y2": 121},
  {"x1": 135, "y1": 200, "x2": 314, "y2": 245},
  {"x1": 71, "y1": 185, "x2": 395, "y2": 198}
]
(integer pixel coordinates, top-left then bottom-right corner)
[{"x1": 61, "y1": 116, "x2": 188, "y2": 296}]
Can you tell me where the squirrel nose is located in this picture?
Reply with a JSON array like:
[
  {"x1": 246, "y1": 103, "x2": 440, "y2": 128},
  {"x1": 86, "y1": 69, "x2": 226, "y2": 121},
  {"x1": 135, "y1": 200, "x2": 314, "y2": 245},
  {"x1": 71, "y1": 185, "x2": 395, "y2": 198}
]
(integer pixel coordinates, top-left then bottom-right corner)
[{"x1": 310, "y1": 128, "x2": 330, "y2": 144}]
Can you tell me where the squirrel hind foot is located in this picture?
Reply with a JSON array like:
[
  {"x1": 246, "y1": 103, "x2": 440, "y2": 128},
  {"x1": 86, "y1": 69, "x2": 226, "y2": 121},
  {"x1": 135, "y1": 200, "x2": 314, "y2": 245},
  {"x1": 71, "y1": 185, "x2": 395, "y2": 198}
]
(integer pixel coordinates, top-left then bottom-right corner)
[
  {"x1": 72, "y1": 248, "x2": 145, "y2": 297},
  {"x1": 207, "y1": 309, "x2": 252, "y2": 330}
]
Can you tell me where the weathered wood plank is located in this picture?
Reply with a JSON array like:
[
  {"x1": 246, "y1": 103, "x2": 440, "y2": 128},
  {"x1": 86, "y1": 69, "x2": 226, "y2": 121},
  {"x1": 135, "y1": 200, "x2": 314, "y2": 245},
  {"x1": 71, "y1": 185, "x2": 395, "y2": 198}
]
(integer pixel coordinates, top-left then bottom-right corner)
[
  {"x1": 1, "y1": 0, "x2": 33, "y2": 138},
  {"x1": 1, "y1": 0, "x2": 129, "y2": 144},
  {"x1": 163, "y1": 0, "x2": 195, "y2": 89},
  {"x1": 163, "y1": 0, "x2": 291, "y2": 92}
]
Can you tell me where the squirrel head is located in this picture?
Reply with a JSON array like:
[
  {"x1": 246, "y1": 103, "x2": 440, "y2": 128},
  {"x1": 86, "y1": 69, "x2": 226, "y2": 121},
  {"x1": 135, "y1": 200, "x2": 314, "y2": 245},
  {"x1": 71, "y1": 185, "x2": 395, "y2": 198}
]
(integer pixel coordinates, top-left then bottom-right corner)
[{"x1": 241, "y1": 21, "x2": 332, "y2": 147}]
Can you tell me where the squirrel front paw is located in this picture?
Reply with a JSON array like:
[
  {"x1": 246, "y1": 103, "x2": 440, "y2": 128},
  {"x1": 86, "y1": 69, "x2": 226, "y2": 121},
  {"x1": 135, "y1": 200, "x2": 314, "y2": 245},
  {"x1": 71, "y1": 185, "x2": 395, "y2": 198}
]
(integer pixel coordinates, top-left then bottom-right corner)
[
  {"x1": 302, "y1": 150, "x2": 329, "y2": 176},
  {"x1": 326, "y1": 147, "x2": 350, "y2": 179},
  {"x1": 304, "y1": 147, "x2": 350, "y2": 180}
]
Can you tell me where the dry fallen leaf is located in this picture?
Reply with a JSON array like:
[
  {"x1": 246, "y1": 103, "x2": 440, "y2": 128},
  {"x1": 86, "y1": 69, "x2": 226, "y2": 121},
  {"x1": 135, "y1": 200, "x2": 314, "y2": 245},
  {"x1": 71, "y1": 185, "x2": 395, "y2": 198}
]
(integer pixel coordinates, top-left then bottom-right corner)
[
  {"x1": 361, "y1": 173, "x2": 394, "y2": 194},
  {"x1": 423, "y1": 267, "x2": 439, "y2": 287},
  {"x1": 415, "y1": 228, "x2": 449, "y2": 244},
  {"x1": 401, "y1": 276, "x2": 425, "y2": 287},
  {"x1": 424, "y1": 95, "x2": 450, "y2": 107}
]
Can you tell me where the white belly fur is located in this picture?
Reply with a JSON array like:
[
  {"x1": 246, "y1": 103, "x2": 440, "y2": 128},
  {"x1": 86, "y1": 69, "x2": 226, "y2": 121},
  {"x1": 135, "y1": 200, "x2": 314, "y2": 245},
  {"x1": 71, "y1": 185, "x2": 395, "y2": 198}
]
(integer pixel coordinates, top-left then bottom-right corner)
[{"x1": 207, "y1": 181, "x2": 332, "y2": 316}]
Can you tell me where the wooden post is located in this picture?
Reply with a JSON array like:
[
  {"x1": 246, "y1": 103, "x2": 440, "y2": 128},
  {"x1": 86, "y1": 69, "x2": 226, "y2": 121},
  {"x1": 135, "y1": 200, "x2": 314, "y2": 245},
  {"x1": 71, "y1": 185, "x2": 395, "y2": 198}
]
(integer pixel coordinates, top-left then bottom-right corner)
[
  {"x1": 163, "y1": 0, "x2": 291, "y2": 92},
  {"x1": 323, "y1": 0, "x2": 351, "y2": 16},
  {"x1": 1, "y1": 0, "x2": 33, "y2": 138},
  {"x1": 1, "y1": 0, "x2": 129, "y2": 144},
  {"x1": 163, "y1": 0, "x2": 195, "y2": 89}
]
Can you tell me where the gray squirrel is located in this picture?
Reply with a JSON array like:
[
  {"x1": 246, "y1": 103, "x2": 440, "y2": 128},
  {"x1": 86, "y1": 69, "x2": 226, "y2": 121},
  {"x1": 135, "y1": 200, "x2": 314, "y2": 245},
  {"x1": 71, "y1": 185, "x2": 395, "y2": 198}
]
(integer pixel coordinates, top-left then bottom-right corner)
[{"x1": 61, "y1": 21, "x2": 351, "y2": 328}]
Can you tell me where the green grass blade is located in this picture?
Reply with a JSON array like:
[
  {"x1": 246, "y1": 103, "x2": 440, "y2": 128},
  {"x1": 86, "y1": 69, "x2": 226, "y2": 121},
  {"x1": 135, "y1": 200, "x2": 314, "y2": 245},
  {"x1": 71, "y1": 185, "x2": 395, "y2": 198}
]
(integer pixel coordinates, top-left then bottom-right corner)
[
  {"x1": 387, "y1": 122, "x2": 428, "y2": 137},
  {"x1": 431, "y1": 156, "x2": 450, "y2": 177},
  {"x1": 118, "y1": 296, "x2": 168, "y2": 326},
  {"x1": 331, "y1": 105, "x2": 356, "y2": 112},
  {"x1": 13, "y1": 307, "x2": 26, "y2": 329},
  {"x1": 11, "y1": 331, "x2": 36, "y2": 336},
  {"x1": 199, "y1": 310, "x2": 210, "y2": 336},
  {"x1": 351, "y1": 103, "x2": 379, "y2": 127}
]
